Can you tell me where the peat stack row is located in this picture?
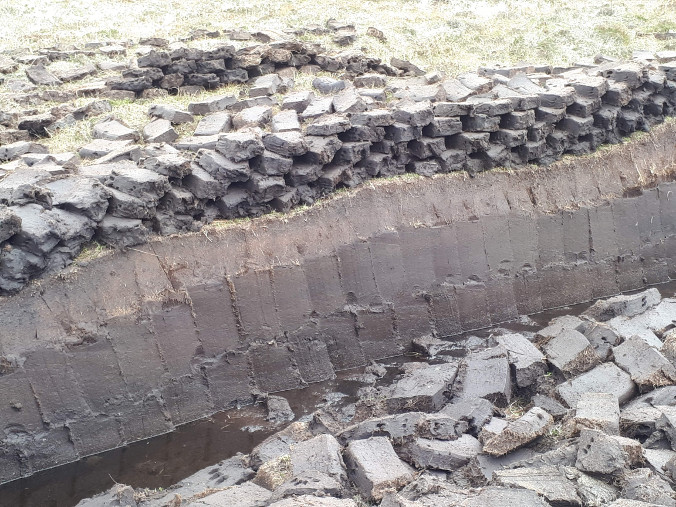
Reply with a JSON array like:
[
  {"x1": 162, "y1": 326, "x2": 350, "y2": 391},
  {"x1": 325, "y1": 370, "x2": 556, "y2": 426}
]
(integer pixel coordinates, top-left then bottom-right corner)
[{"x1": 1, "y1": 46, "x2": 676, "y2": 294}]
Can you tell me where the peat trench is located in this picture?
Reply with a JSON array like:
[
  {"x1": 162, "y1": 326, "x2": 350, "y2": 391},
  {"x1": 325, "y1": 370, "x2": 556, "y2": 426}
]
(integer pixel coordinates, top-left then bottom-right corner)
[
  {"x1": 3, "y1": 25, "x2": 676, "y2": 507},
  {"x1": 5, "y1": 284, "x2": 676, "y2": 506}
]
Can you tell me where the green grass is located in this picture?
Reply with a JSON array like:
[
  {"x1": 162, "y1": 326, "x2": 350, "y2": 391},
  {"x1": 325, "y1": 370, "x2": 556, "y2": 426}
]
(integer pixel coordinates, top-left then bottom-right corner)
[{"x1": 73, "y1": 241, "x2": 112, "y2": 264}]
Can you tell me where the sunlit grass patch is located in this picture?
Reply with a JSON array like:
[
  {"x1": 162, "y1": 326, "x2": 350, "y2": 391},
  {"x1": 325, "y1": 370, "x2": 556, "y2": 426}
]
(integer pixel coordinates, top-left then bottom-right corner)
[{"x1": 0, "y1": 0, "x2": 674, "y2": 76}]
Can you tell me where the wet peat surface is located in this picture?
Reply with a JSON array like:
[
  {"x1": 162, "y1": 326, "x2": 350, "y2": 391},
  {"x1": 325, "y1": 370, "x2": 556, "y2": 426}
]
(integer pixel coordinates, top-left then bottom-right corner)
[
  {"x1": 0, "y1": 371, "x2": 371, "y2": 507},
  {"x1": 3, "y1": 281, "x2": 676, "y2": 507}
]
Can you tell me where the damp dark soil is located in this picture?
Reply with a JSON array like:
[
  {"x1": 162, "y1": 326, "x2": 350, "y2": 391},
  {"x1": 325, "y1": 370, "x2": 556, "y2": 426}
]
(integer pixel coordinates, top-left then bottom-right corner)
[
  {"x1": 3, "y1": 280, "x2": 676, "y2": 507},
  {"x1": 0, "y1": 370, "x2": 370, "y2": 507}
]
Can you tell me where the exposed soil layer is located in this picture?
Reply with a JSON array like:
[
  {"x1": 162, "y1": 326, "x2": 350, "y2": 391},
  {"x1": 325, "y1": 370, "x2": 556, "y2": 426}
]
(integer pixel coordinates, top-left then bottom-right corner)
[{"x1": 1, "y1": 118, "x2": 676, "y2": 484}]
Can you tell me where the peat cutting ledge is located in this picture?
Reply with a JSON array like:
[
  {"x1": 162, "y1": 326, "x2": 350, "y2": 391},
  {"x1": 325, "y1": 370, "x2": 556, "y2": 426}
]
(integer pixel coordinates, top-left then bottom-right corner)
[
  {"x1": 2, "y1": 32, "x2": 676, "y2": 484},
  {"x1": 1, "y1": 121, "x2": 676, "y2": 483}
]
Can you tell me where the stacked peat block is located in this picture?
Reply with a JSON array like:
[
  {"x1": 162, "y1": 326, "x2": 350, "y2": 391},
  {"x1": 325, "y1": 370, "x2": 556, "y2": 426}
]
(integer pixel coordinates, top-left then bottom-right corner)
[
  {"x1": 481, "y1": 60, "x2": 676, "y2": 164},
  {"x1": 105, "y1": 40, "x2": 398, "y2": 97},
  {"x1": 2, "y1": 41, "x2": 676, "y2": 293},
  {"x1": 0, "y1": 140, "x2": 109, "y2": 282}
]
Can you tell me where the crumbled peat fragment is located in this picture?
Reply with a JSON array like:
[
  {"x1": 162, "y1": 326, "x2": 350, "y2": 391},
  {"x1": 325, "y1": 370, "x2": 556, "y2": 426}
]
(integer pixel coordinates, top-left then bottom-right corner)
[
  {"x1": 482, "y1": 407, "x2": 554, "y2": 456},
  {"x1": 343, "y1": 437, "x2": 414, "y2": 501}
]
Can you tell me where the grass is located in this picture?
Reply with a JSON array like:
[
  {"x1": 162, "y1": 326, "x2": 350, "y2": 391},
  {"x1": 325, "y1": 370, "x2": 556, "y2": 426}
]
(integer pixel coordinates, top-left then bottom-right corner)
[
  {"x1": 548, "y1": 423, "x2": 563, "y2": 438},
  {"x1": 72, "y1": 241, "x2": 112, "y2": 264},
  {"x1": 45, "y1": 85, "x2": 251, "y2": 153},
  {"x1": 1, "y1": 0, "x2": 675, "y2": 154},
  {"x1": 504, "y1": 397, "x2": 529, "y2": 419},
  {"x1": 1, "y1": 1, "x2": 675, "y2": 74}
]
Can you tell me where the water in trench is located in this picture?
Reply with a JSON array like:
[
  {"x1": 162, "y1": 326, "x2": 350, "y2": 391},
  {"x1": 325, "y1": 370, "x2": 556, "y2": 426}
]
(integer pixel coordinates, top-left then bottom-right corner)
[{"x1": 3, "y1": 280, "x2": 676, "y2": 507}]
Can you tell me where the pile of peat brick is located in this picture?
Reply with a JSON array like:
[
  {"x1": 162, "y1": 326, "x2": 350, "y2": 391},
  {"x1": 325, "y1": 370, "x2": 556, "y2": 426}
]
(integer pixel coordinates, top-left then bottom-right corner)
[
  {"x1": 77, "y1": 288, "x2": 676, "y2": 506},
  {"x1": 1, "y1": 29, "x2": 676, "y2": 293}
]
